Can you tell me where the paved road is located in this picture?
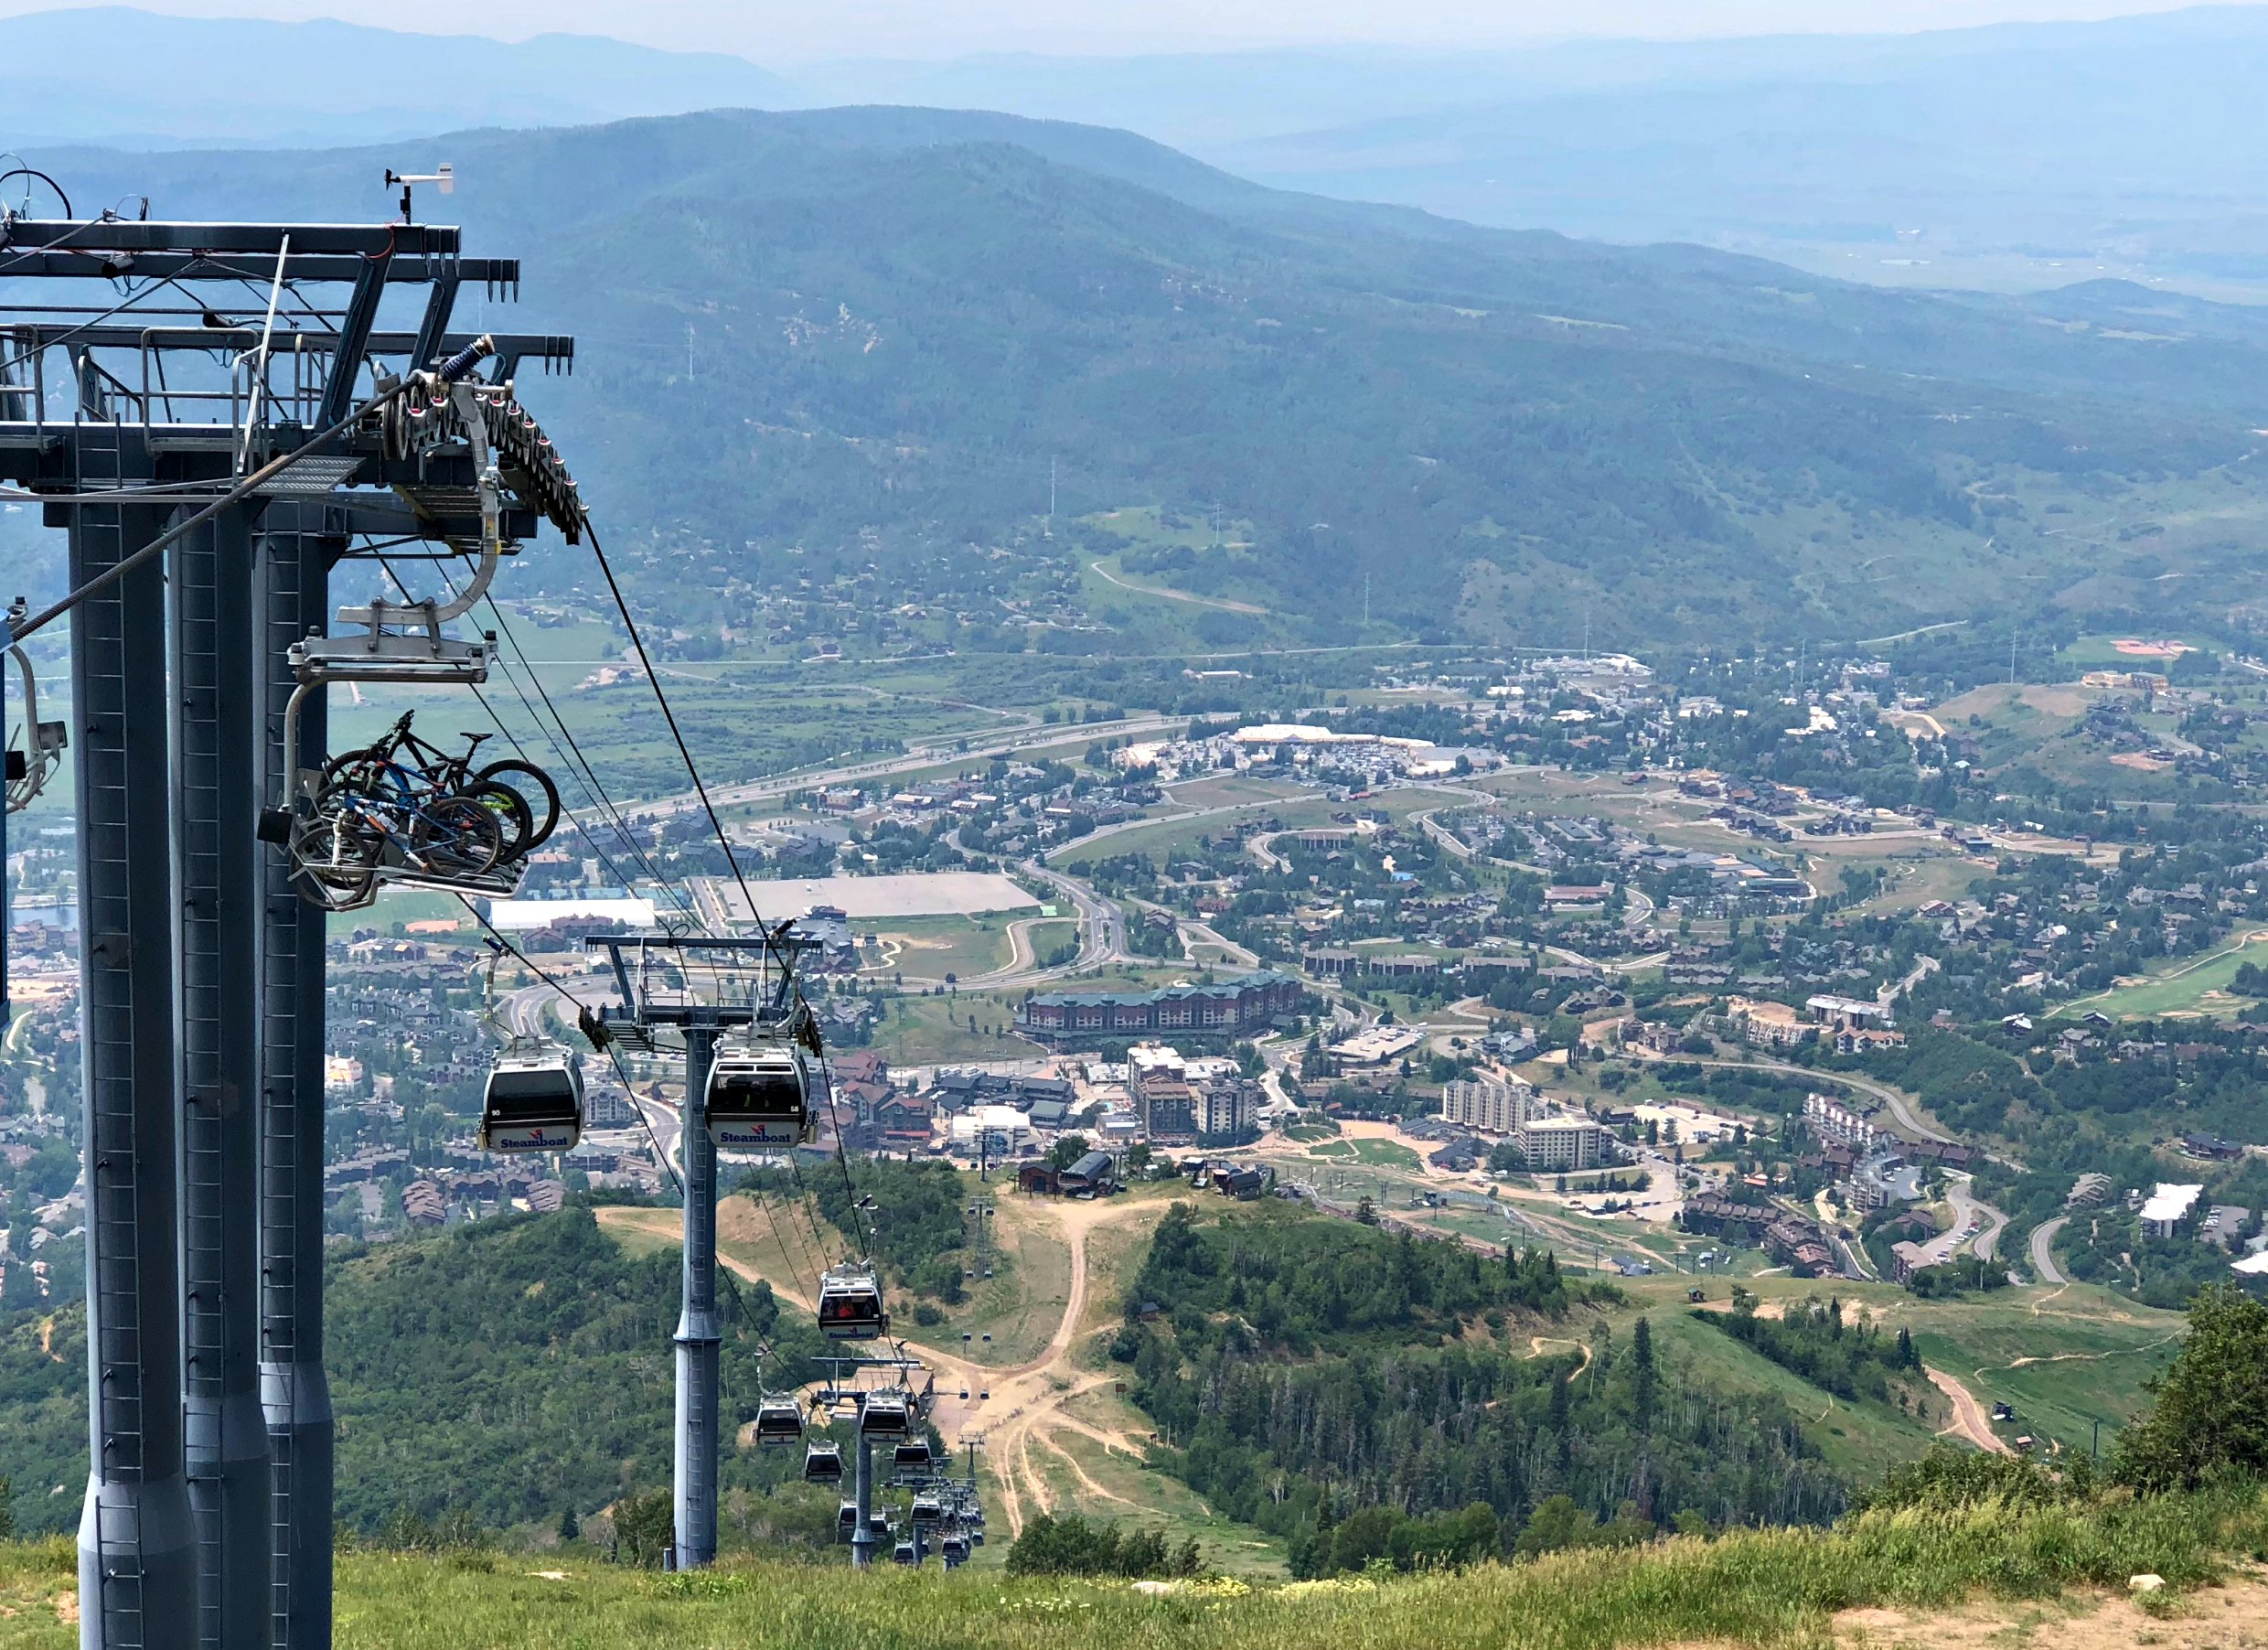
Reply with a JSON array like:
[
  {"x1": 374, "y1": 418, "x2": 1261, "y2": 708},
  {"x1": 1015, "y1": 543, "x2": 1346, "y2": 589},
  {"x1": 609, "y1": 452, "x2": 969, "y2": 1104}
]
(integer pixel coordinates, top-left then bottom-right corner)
[
  {"x1": 1042, "y1": 796, "x2": 1291, "y2": 865},
  {"x1": 1630, "y1": 1048, "x2": 1962, "y2": 1148},
  {"x1": 1179, "y1": 918, "x2": 1259, "y2": 968},
  {"x1": 1913, "y1": 1173, "x2": 2008, "y2": 1269},
  {"x1": 2028, "y1": 1216, "x2": 2070, "y2": 1285},
  {"x1": 1623, "y1": 1057, "x2": 1959, "y2": 1148},
  {"x1": 637, "y1": 712, "x2": 1183, "y2": 820},
  {"x1": 1018, "y1": 859, "x2": 1126, "y2": 970}
]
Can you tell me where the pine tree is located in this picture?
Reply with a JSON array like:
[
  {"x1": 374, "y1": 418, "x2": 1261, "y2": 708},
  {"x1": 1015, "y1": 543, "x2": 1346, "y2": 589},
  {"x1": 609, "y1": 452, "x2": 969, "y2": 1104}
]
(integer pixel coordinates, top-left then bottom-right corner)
[{"x1": 1631, "y1": 1317, "x2": 1658, "y2": 1433}]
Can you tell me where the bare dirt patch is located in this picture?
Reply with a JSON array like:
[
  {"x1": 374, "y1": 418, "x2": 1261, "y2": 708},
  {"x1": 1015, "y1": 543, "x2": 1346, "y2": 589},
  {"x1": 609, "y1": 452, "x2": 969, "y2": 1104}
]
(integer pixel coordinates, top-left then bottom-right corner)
[{"x1": 1836, "y1": 1568, "x2": 2268, "y2": 1648}]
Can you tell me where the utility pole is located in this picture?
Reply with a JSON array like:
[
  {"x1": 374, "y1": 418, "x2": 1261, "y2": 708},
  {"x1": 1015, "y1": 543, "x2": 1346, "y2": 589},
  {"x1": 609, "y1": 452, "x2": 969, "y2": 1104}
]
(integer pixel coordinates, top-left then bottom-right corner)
[{"x1": 1044, "y1": 457, "x2": 1055, "y2": 540}]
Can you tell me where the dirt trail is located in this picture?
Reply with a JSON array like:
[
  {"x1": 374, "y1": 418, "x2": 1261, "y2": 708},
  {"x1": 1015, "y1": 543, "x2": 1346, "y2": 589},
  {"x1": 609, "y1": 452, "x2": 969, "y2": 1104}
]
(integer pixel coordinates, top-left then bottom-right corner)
[
  {"x1": 1926, "y1": 1365, "x2": 2013, "y2": 1455},
  {"x1": 601, "y1": 1193, "x2": 1179, "y2": 1540},
  {"x1": 1833, "y1": 1569, "x2": 2268, "y2": 1649}
]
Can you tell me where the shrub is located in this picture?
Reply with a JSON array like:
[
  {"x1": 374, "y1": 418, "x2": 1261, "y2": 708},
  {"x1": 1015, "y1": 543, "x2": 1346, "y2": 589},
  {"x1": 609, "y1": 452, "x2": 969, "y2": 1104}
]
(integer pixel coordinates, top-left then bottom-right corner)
[
  {"x1": 613, "y1": 1489, "x2": 674, "y2": 1569},
  {"x1": 1004, "y1": 1513, "x2": 1200, "y2": 1578},
  {"x1": 2115, "y1": 1285, "x2": 2268, "y2": 1492}
]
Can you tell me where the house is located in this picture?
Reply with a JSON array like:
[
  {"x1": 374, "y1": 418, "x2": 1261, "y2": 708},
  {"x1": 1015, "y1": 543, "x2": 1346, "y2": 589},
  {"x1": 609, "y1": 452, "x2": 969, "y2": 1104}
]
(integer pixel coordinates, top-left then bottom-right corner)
[
  {"x1": 832, "y1": 1051, "x2": 890, "y2": 1088},
  {"x1": 1059, "y1": 1151, "x2": 1118, "y2": 1196},
  {"x1": 1215, "y1": 1165, "x2": 1270, "y2": 1200},
  {"x1": 871, "y1": 1094, "x2": 933, "y2": 1143}
]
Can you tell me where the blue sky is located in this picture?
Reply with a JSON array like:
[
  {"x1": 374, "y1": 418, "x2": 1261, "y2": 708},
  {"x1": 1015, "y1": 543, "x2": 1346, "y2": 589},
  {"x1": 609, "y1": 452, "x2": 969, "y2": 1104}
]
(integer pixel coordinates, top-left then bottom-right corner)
[{"x1": 0, "y1": 0, "x2": 2232, "y2": 59}]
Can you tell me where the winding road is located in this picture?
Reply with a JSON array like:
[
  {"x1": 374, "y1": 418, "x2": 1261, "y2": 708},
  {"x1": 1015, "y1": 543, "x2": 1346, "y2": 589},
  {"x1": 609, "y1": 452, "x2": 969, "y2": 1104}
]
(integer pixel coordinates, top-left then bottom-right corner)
[{"x1": 2027, "y1": 1216, "x2": 2070, "y2": 1286}]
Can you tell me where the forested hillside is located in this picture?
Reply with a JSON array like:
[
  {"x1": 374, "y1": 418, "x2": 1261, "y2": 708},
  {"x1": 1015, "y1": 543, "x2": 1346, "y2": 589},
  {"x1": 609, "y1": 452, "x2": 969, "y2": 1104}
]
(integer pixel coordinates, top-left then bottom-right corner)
[
  {"x1": 1116, "y1": 1202, "x2": 1852, "y2": 1573},
  {"x1": 27, "y1": 108, "x2": 2268, "y2": 649},
  {"x1": 0, "y1": 1208, "x2": 837, "y2": 1539}
]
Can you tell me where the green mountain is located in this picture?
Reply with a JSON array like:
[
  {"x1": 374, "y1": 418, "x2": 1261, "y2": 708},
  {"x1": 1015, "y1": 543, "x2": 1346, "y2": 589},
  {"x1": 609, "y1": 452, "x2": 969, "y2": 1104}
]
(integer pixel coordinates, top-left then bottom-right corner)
[
  {"x1": 27, "y1": 108, "x2": 2268, "y2": 649},
  {"x1": 0, "y1": 1208, "x2": 831, "y2": 1540}
]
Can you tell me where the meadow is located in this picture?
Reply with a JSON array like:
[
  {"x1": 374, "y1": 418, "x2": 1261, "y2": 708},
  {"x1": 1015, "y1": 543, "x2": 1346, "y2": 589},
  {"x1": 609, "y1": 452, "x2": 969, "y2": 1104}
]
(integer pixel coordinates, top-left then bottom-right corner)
[{"x1": 5, "y1": 1481, "x2": 2266, "y2": 1650}]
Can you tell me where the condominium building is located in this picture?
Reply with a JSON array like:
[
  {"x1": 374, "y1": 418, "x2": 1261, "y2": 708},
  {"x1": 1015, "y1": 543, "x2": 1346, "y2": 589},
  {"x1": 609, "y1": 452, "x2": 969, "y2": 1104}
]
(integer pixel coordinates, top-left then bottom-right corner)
[
  {"x1": 1514, "y1": 1114, "x2": 1608, "y2": 1171},
  {"x1": 1440, "y1": 1075, "x2": 1533, "y2": 1135}
]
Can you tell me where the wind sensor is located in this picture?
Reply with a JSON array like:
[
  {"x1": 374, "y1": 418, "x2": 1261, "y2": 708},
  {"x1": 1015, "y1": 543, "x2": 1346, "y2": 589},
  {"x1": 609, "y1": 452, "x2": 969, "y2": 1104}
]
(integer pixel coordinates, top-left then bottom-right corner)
[{"x1": 383, "y1": 162, "x2": 453, "y2": 222}]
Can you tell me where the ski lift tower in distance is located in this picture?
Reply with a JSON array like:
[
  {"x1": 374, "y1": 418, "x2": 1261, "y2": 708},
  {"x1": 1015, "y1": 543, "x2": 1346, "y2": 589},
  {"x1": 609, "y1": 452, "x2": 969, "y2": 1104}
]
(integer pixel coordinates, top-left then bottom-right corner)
[{"x1": 583, "y1": 928, "x2": 821, "y2": 1571}]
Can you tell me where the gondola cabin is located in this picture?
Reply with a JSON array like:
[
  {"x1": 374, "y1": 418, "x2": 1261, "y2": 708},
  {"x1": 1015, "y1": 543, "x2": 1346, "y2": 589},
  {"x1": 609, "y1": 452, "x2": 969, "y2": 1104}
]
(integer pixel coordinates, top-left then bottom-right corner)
[
  {"x1": 804, "y1": 1442, "x2": 844, "y2": 1484},
  {"x1": 893, "y1": 1438, "x2": 933, "y2": 1470},
  {"x1": 818, "y1": 1263, "x2": 888, "y2": 1340},
  {"x1": 705, "y1": 1036, "x2": 810, "y2": 1148},
  {"x1": 836, "y1": 1501, "x2": 858, "y2": 1532},
  {"x1": 940, "y1": 1536, "x2": 970, "y2": 1563},
  {"x1": 858, "y1": 1389, "x2": 911, "y2": 1439},
  {"x1": 754, "y1": 1399, "x2": 804, "y2": 1446},
  {"x1": 891, "y1": 1539, "x2": 916, "y2": 1565},
  {"x1": 479, "y1": 1045, "x2": 584, "y2": 1152},
  {"x1": 910, "y1": 1495, "x2": 943, "y2": 1526}
]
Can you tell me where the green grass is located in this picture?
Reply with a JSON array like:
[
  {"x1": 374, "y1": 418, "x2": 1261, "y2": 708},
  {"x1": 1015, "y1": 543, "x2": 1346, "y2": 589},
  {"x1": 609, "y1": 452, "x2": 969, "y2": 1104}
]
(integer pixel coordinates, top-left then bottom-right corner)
[
  {"x1": 6, "y1": 1481, "x2": 2263, "y2": 1650},
  {"x1": 2064, "y1": 926, "x2": 2268, "y2": 1021},
  {"x1": 932, "y1": 1194, "x2": 1072, "y2": 1368},
  {"x1": 1331, "y1": 1138, "x2": 1421, "y2": 1169},
  {"x1": 1905, "y1": 1286, "x2": 2184, "y2": 1453},
  {"x1": 326, "y1": 888, "x2": 480, "y2": 938},
  {"x1": 868, "y1": 991, "x2": 1045, "y2": 1066},
  {"x1": 870, "y1": 916, "x2": 1017, "y2": 982}
]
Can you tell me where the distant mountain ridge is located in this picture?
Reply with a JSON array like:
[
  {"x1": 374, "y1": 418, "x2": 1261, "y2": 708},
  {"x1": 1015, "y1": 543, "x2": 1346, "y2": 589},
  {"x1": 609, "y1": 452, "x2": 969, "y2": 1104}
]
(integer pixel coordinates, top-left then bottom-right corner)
[
  {"x1": 18, "y1": 104, "x2": 2268, "y2": 649},
  {"x1": 14, "y1": 5, "x2": 2268, "y2": 297},
  {"x1": 0, "y1": 5, "x2": 794, "y2": 148}
]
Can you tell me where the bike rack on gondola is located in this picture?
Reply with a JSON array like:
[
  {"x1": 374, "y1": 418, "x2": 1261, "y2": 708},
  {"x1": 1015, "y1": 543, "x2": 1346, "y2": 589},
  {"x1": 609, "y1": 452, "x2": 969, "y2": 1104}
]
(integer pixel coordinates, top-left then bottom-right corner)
[{"x1": 257, "y1": 336, "x2": 583, "y2": 910}]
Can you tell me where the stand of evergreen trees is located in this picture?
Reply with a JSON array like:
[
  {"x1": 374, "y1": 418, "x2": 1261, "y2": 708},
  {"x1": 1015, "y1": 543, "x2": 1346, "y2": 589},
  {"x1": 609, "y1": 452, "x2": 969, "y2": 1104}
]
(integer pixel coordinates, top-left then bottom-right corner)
[
  {"x1": 1117, "y1": 1204, "x2": 1851, "y2": 1574},
  {"x1": 1698, "y1": 1291, "x2": 1922, "y2": 1402}
]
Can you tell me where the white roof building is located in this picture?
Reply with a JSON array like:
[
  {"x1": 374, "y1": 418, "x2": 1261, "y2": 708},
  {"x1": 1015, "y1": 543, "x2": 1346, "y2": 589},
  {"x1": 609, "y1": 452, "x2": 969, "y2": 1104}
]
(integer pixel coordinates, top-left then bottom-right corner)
[{"x1": 2140, "y1": 1183, "x2": 2205, "y2": 1237}]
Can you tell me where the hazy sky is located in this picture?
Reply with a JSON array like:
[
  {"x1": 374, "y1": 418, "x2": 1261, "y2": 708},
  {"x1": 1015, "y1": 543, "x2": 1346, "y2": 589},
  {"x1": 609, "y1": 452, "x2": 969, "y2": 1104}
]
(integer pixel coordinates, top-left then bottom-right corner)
[{"x1": 0, "y1": 0, "x2": 2229, "y2": 58}]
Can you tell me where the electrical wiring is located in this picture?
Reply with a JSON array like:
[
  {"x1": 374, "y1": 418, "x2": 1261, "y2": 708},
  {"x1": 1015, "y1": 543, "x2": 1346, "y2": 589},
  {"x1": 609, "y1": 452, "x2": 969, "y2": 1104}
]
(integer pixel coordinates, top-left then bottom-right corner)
[{"x1": 579, "y1": 512, "x2": 874, "y2": 1257}]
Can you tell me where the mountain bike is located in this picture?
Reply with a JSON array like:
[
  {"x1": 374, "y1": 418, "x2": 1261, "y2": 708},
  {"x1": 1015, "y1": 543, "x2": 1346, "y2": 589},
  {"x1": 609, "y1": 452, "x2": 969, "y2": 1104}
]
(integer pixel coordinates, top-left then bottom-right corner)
[
  {"x1": 321, "y1": 711, "x2": 561, "y2": 860},
  {"x1": 287, "y1": 775, "x2": 504, "y2": 905}
]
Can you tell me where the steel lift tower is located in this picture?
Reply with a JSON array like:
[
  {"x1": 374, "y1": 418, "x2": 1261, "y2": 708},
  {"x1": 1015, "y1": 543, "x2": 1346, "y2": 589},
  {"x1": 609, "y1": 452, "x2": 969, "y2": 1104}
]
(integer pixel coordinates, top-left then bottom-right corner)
[
  {"x1": 583, "y1": 933, "x2": 820, "y2": 1570},
  {"x1": 0, "y1": 205, "x2": 572, "y2": 1650}
]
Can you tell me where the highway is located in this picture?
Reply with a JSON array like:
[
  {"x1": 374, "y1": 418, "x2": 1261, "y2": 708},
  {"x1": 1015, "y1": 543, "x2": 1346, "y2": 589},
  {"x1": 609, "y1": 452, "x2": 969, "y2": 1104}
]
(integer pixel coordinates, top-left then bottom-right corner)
[{"x1": 636, "y1": 712, "x2": 1184, "y2": 820}]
